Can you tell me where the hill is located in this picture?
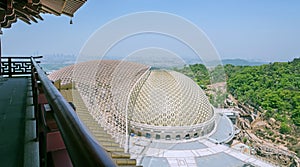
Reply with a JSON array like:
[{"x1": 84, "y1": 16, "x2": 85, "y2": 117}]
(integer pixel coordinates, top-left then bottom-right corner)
[
  {"x1": 186, "y1": 58, "x2": 267, "y2": 66},
  {"x1": 221, "y1": 58, "x2": 267, "y2": 66},
  {"x1": 175, "y1": 58, "x2": 300, "y2": 157}
]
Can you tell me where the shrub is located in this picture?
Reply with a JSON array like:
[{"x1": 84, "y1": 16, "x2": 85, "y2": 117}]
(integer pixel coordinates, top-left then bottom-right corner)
[{"x1": 279, "y1": 122, "x2": 291, "y2": 134}]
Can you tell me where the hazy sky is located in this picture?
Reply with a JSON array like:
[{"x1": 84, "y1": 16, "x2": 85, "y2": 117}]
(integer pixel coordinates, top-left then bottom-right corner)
[{"x1": 2, "y1": 0, "x2": 300, "y2": 62}]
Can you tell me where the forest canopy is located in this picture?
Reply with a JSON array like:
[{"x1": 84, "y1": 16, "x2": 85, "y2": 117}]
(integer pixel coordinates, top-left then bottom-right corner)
[{"x1": 175, "y1": 58, "x2": 300, "y2": 128}]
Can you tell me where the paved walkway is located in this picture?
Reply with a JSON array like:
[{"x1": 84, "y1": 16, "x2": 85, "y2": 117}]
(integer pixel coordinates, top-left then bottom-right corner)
[
  {"x1": 128, "y1": 113, "x2": 275, "y2": 167},
  {"x1": 133, "y1": 138, "x2": 275, "y2": 167},
  {"x1": 0, "y1": 77, "x2": 28, "y2": 166}
]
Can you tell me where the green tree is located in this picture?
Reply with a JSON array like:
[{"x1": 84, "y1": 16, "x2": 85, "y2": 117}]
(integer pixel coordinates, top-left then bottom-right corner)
[{"x1": 280, "y1": 122, "x2": 291, "y2": 134}]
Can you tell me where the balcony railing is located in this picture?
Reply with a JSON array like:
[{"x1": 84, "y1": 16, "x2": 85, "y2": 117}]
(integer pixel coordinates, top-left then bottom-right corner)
[
  {"x1": 0, "y1": 56, "x2": 42, "y2": 77},
  {"x1": 0, "y1": 56, "x2": 116, "y2": 166}
]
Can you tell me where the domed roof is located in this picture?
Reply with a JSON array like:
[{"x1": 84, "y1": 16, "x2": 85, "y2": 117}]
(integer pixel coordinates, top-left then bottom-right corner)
[
  {"x1": 130, "y1": 70, "x2": 214, "y2": 126},
  {"x1": 49, "y1": 60, "x2": 216, "y2": 143}
]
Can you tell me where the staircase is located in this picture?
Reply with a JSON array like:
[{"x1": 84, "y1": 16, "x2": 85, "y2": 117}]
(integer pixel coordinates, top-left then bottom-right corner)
[{"x1": 60, "y1": 89, "x2": 138, "y2": 166}]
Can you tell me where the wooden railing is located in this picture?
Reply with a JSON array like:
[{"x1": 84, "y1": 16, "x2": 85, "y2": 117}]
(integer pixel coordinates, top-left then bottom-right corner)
[
  {"x1": 30, "y1": 57, "x2": 116, "y2": 166},
  {"x1": 1, "y1": 56, "x2": 117, "y2": 166},
  {"x1": 0, "y1": 56, "x2": 42, "y2": 77}
]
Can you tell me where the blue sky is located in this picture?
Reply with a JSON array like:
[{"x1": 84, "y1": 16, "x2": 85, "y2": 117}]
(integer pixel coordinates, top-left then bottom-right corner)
[{"x1": 2, "y1": 0, "x2": 300, "y2": 62}]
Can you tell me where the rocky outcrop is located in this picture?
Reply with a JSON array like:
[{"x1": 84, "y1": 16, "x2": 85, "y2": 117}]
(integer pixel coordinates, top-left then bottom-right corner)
[{"x1": 226, "y1": 98, "x2": 300, "y2": 166}]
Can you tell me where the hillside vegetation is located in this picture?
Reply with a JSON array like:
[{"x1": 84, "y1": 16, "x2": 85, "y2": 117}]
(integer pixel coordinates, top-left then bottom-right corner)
[
  {"x1": 226, "y1": 58, "x2": 300, "y2": 130},
  {"x1": 175, "y1": 58, "x2": 300, "y2": 131}
]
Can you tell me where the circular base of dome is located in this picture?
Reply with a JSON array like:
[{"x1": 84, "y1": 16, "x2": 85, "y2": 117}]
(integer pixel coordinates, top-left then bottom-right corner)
[{"x1": 130, "y1": 114, "x2": 217, "y2": 141}]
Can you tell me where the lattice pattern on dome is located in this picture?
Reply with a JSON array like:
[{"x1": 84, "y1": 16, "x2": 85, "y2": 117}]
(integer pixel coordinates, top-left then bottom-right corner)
[
  {"x1": 49, "y1": 61, "x2": 216, "y2": 143},
  {"x1": 48, "y1": 60, "x2": 150, "y2": 146},
  {"x1": 131, "y1": 70, "x2": 214, "y2": 126}
]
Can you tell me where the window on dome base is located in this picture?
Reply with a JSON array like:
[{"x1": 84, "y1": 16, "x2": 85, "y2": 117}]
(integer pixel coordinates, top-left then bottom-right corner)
[
  {"x1": 194, "y1": 133, "x2": 199, "y2": 138},
  {"x1": 166, "y1": 135, "x2": 171, "y2": 140},
  {"x1": 156, "y1": 134, "x2": 160, "y2": 139},
  {"x1": 145, "y1": 133, "x2": 151, "y2": 138},
  {"x1": 185, "y1": 134, "x2": 190, "y2": 140}
]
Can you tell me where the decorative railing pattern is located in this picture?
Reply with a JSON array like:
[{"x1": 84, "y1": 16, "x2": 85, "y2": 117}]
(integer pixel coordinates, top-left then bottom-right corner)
[{"x1": 0, "y1": 56, "x2": 42, "y2": 77}]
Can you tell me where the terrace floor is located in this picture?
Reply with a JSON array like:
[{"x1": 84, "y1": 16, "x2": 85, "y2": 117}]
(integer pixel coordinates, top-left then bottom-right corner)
[{"x1": 0, "y1": 77, "x2": 38, "y2": 167}]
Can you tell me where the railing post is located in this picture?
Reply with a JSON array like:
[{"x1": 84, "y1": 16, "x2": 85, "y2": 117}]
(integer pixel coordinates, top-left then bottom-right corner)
[
  {"x1": 8, "y1": 57, "x2": 11, "y2": 77},
  {"x1": 0, "y1": 31, "x2": 2, "y2": 76},
  {"x1": 0, "y1": 57, "x2": 1, "y2": 76},
  {"x1": 31, "y1": 67, "x2": 39, "y2": 141}
]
